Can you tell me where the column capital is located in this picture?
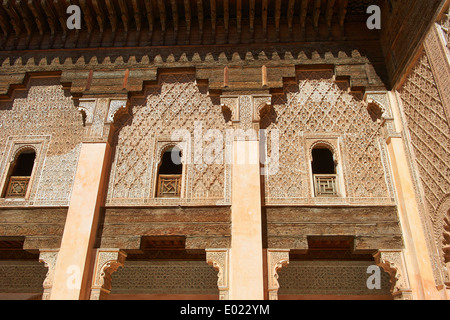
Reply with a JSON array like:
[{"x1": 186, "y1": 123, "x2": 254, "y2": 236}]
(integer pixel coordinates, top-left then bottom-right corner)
[
  {"x1": 90, "y1": 248, "x2": 127, "y2": 300},
  {"x1": 267, "y1": 249, "x2": 290, "y2": 300},
  {"x1": 220, "y1": 94, "x2": 272, "y2": 136},
  {"x1": 39, "y1": 249, "x2": 59, "y2": 300},
  {"x1": 373, "y1": 249, "x2": 413, "y2": 300},
  {"x1": 78, "y1": 97, "x2": 130, "y2": 144},
  {"x1": 206, "y1": 248, "x2": 230, "y2": 300}
]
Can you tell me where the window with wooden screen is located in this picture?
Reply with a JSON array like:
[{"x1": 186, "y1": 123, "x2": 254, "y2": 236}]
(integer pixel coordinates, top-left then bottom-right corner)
[
  {"x1": 3, "y1": 149, "x2": 36, "y2": 198},
  {"x1": 156, "y1": 147, "x2": 183, "y2": 198},
  {"x1": 311, "y1": 147, "x2": 339, "y2": 197}
]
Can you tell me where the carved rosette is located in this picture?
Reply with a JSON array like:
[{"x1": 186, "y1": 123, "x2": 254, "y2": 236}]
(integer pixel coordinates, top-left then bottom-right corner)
[
  {"x1": 206, "y1": 249, "x2": 229, "y2": 300},
  {"x1": 267, "y1": 249, "x2": 290, "y2": 300},
  {"x1": 38, "y1": 249, "x2": 59, "y2": 300},
  {"x1": 373, "y1": 250, "x2": 413, "y2": 300},
  {"x1": 90, "y1": 249, "x2": 127, "y2": 300}
]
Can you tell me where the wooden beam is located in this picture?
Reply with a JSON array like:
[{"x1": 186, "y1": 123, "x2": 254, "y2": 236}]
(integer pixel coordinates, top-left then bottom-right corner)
[
  {"x1": 144, "y1": 0, "x2": 154, "y2": 45},
  {"x1": 325, "y1": 0, "x2": 336, "y2": 39},
  {"x1": 51, "y1": 0, "x2": 69, "y2": 47},
  {"x1": 224, "y1": 0, "x2": 229, "y2": 43},
  {"x1": 313, "y1": 0, "x2": 321, "y2": 30},
  {"x1": 236, "y1": 0, "x2": 242, "y2": 42},
  {"x1": 262, "y1": 0, "x2": 268, "y2": 41},
  {"x1": 40, "y1": 0, "x2": 57, "y2": 47},
  {"x1": 91, "y1": 0, "x2": 106, "y2": 35},
  {"x1": 338, "y1": 0, "x2": 348, "y2": 39},
  {"x1": 275, "y1": 0, "x2": 282, "y2": 41},
  {"x1": 197, "y1": 0, "x2": 204, "y2": 43},
  {"x1": 131, "y1": 0, "x2": 141, "y2": 32},
  {"x1": 2, "y1": 0, "x2": 21, "y2": 45},
  {"x1": 249, "y1": 0, "x2": 255, "y2": 41},
  {"x1": 14, "y1": 0, "x2": 33, "y2": 47},
  {"x1": 157, "y1": 0, "x2": 166, "y2": 45},
  {"x1": 78, "y1": 0, "x2": 96, "y2": 46},
  {"x1": 118, "y1": 0, "x2": 131, "y2": 46},
  {"x1": 170, "y1": 0, "x2": 179, "y2": 42},
  {"x1": 105, "y1": 0, "x2": 119, "y2": 44},
  {"x1": 338, "y1": 0, "x2": 348, "y2": 27},
  {"x1": 300, "y1": 0, "x2": 308, "y2": 30},
  {"x1": 287, "y1": 0, "x2": 295, "y2": 38},
  {"x1": 326, "y1": 0, "x2": 335, "y2": 27},
  {"x1": 28, "y1": 0, "x2": 46, "y2": 38},
  {"x1": 131, "y1": 0, "x2": 142, "y2": 44},
  {"x1": 118, "y1": 0, "x2": 130, "y2": 33},
  {"x1": 184, "y1": 0, "x2": 191, "y2": 44},
  {"x1": 210, "y1": 0, "x2": 216, "y2": 43},
  {"x1": 0, "y1": 5, "x2": 11, "y2": 47}
]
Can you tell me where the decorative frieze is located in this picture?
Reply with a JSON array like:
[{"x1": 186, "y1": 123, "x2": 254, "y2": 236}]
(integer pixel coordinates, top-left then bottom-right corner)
[
  {"x1": 110, "y1": 260, "x2": 219, "y2": 296},
  {"x1": 278, "y1": 260, "x2": 392, "y2": 297}
]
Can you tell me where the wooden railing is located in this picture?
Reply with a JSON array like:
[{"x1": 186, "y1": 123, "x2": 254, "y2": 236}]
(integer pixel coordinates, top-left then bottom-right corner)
[
  {"x1": 5, "y1": 176, "x2": 30, "y2": 198},
  {"x1": 157, "y1": 174, "x2": 182, "y2": 198},
  {"x1": 314, "y1": 174, "x2": 338, "y2": 197}
]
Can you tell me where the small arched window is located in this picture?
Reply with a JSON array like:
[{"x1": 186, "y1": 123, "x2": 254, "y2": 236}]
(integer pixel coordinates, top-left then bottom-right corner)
[
  {"x1": 311, "y1": 146, "x2": 338, "y2": 197},
  {"x1": 3, "y1": 149, "x2": 36, "y2": 198},
  {"x1": 156, "y1": 147, "x2": 183, "y2": 198}
]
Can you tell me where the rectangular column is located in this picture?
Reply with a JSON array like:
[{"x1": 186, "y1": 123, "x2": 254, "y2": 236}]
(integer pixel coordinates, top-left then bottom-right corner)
[
  {"x1": 229, "y1": 139, "x2": 264, "y2": 299},
  {"x1": 49, "y1": 142, "x2": 111, "y2": 300}
]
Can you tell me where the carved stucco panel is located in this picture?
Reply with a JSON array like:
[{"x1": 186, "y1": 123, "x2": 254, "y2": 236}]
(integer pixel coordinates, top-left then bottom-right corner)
[
  {"x1": 0, "y1": 77, "x2": 84, "y2": 207},
  {"x1": 262, "y1": 72, "x2": 393, "y2": 205},
  {"x1": 399, "y1": 49, "x2": 450, "y2": 287},
  {"x1": 107, "y1": 74, "x2": 230, "y2": 206}
]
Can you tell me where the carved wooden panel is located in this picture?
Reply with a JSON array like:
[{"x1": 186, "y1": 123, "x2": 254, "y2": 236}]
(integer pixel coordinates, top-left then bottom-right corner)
[
  {"x1": 278, "y1": 261, "x2": 392, "y2": 297},
  {"x1": 0, "y1": 208, "x2": 68, "y2": 250},
  {"x1": 0, "y1": 261, "x2": 47, "y2": 294},
  {"x1": 110, "y1": 261, "x2": 219, "y2": 295},
  {"x1": 99, "y1": 206, "x2": 231, "y2": 250}
]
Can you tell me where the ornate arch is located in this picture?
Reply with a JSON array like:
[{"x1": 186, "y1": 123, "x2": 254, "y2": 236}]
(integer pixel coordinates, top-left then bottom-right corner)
[
  {"x1": 156, "y1": 142, "x2": 185, "y2": 167},
  {"x1": 9, "y1": 145, "x2": 38, "y2": 163},
  {"x1": 308, "y1": 140, "x2": 339, "y2": 164}
]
